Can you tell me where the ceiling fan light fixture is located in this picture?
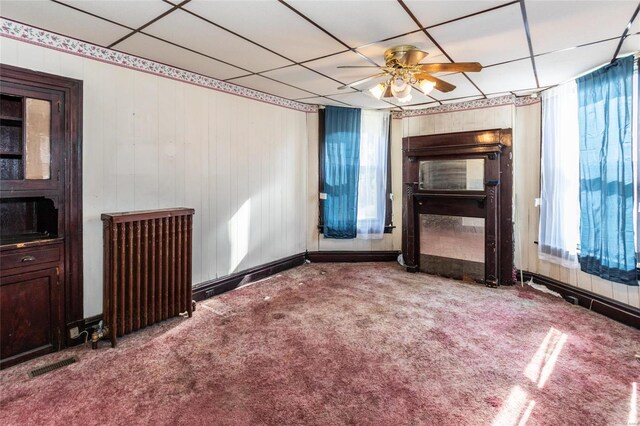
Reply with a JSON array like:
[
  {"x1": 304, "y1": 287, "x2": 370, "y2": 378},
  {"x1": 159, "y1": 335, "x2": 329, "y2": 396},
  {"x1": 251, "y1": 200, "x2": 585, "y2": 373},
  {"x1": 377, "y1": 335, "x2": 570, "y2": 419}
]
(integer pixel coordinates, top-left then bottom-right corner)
[
  {"x1": 418, "y1": 79, "x2": 436, "y2": 95},
  {"x1": 368, "y1": 83, "x2": 386, "y2": 100},
  {"x1": 396, "y1": 93, "x2": 413, "y2": 104},
  {"x1": 390, "y1": 77, "x2": 408, "y2": 96}
]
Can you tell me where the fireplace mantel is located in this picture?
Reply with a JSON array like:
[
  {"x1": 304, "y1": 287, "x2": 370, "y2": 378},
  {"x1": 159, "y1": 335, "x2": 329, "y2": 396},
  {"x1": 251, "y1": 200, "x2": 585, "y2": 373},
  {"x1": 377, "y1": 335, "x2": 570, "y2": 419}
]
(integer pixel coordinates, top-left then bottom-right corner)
[{"x1": 402, "y1": 129, "x2": 514, "y2": 286}]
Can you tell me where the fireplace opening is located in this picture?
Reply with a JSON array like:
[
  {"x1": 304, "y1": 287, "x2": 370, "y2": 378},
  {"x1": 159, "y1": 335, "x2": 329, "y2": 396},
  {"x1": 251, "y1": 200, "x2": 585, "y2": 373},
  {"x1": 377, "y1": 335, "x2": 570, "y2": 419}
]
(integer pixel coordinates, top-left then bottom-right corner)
[{"x1": 419, "y1": 214, "x2": 485, "y2": 282}]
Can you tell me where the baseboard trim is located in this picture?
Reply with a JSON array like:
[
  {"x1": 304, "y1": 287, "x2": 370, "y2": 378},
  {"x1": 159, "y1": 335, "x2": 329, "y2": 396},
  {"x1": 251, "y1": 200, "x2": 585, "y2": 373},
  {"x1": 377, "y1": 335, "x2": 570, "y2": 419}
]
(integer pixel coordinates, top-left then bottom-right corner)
[
  {"x1": 192, "y1": 253, "x2": 306, "y2": 302},
  {"x1": 306, "y1": 250, "x2": 400, "y2": 263},
  {"x1": 521, "y1": 271, "x2": 640, "y2": 329}
]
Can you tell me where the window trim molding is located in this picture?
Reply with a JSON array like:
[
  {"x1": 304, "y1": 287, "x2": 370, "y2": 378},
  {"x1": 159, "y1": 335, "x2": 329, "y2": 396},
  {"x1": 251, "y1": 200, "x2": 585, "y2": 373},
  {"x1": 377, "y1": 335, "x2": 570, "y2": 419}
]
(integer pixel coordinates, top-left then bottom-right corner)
[{"x1": 317, "y1": 108, "x2": 393, "y2": 235}]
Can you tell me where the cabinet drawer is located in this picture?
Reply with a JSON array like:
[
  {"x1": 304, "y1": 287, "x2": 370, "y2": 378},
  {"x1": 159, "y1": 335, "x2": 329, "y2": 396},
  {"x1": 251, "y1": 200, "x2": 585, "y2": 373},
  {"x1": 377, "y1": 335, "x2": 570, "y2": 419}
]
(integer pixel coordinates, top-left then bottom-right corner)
[{"x1": 1, "y1": 243, "x2": 61, "y2": 272}]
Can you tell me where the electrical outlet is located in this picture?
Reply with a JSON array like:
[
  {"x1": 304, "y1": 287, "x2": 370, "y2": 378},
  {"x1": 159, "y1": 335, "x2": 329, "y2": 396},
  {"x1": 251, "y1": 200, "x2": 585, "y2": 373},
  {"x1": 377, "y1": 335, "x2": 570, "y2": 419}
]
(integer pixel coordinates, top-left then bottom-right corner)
[{"x1": 69, "y1": 327, "x2": 80, "y2": 339}]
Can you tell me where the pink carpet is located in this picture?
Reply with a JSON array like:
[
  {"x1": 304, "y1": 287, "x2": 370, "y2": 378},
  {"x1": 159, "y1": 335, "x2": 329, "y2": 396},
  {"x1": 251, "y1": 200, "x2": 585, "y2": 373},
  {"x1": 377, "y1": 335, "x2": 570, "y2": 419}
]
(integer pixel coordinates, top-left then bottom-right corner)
[{"x1": 1, "y1": 263, "x2": 638, "y2": 425}]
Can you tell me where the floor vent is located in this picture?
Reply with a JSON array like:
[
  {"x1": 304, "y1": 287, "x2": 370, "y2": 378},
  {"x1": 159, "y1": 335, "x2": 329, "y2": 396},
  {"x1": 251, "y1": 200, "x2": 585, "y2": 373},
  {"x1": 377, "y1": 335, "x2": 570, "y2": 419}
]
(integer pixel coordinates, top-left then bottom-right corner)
[{"x1": 28, "y1": 356, "x2": 78, "y2": 378}]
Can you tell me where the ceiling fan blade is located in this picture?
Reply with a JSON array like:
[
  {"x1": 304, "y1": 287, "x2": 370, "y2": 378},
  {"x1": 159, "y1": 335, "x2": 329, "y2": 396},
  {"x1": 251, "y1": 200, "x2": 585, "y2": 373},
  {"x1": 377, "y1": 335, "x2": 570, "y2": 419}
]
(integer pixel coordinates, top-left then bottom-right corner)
[
  {"x1": 337, "y1": 73, "x2": 387, "y2": 90},
  {"x1": 337, "y1": 66, "x2": 385, "y2": 69},
  {"x1": 418, "y1": 62, "x2": 483, "y2": 73},
  {"x1": 415, "y1": 73, "x2": 456, "y2": 92},
  {"x1": 399, "y1": 49, "x2": 428, "y2": 66}
]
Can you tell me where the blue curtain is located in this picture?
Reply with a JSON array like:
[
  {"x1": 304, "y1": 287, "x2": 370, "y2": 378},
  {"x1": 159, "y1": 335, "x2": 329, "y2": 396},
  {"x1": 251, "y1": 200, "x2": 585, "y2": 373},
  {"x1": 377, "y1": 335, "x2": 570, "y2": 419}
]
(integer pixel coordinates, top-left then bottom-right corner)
[
  {"x1": 577, "y1": 55, "x2": 637, "y2": 285},
  {"x1": 323, "y1": 106, "x2": 361, "y2": 238}
]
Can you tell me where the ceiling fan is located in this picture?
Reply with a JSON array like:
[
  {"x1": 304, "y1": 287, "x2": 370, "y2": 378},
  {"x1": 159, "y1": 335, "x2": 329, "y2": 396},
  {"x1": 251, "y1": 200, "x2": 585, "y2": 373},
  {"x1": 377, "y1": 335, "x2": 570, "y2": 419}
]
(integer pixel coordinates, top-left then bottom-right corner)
[{"x1": 337, "y1": 45, "x2": 483, "y2": 103}]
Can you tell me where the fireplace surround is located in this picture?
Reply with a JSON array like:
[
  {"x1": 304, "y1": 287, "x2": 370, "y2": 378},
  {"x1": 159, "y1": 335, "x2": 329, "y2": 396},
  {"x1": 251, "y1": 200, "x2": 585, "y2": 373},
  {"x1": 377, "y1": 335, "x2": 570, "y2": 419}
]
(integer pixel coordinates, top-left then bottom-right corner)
[{"x1": 402, "y1": 129, "x2": 514, "y2": 286}]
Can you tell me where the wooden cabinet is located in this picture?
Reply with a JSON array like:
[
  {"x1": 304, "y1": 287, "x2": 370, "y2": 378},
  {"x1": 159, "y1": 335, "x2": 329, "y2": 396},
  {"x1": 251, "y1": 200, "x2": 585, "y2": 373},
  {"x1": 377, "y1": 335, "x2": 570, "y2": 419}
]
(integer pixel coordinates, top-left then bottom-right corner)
[
  {"x1": 0, "y1": 241, "x2": 63, "y2": 368},
  {"x1": 0, "y1": 64, "x2": 81, "y2": 369}
]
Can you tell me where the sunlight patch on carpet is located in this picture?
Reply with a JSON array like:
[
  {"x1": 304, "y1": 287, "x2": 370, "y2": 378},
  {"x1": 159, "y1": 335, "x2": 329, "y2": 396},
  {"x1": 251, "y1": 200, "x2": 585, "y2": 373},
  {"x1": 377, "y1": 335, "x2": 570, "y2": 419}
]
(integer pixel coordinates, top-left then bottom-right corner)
[
  {"x1": 524, "y1": 327, "x2": 568, "y2": 389},
  {"x1": 492, "y1": 385, "x2": 534, "y2": 426}
]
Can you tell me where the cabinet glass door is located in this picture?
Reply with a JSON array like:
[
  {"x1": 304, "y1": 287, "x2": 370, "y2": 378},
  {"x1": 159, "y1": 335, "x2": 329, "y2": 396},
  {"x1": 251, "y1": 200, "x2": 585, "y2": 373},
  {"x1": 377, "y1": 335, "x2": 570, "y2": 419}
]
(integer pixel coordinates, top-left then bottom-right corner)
[
  {"x1": 0, "y1": 84, "x2": 61, "y2": 191},
  {"x1": 24, "y1": 98, "x2": 51, "y2": 180}
]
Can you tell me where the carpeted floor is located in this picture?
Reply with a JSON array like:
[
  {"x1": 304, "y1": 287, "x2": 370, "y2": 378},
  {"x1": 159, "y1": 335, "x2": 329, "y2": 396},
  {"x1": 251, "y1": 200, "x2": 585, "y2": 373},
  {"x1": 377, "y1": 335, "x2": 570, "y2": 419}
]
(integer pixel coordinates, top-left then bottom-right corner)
[{"x1": 0, "y1": 262, "x2": 638, "y2": 426}]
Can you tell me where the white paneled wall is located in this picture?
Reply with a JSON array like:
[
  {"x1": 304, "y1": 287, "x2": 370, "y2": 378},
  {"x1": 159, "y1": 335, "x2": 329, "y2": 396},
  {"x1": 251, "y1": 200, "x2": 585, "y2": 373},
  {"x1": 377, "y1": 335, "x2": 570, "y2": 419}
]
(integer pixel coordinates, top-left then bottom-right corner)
[
  {"x1": 0, "y1": 37, "x2": 307, "y2": 316},
  {"x1": 305, "y1": 113, "x2": 402, "y2": 252},
  {"x1": 399, "y1": 103, "x2": 638, "y2": 309}
]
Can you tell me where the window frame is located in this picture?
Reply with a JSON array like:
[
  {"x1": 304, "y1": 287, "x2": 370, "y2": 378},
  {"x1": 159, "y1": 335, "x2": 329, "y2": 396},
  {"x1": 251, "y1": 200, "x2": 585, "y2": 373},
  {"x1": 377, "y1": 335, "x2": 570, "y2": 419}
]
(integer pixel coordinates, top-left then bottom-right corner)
[{"x1": 317, "y1": 108, "x2": 394, "y2": 234}]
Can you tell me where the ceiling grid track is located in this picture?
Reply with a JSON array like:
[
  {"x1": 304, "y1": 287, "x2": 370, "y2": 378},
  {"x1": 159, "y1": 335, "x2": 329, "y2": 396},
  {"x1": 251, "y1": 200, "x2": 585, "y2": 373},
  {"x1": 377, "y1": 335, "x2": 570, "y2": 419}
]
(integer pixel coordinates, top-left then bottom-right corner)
[
  {"x1": 611, "y1": 2, "x2": 640, "y2": 62},
  {"x1": 21, "y1": 0, "x2": 640, "y2": 109},
  {"x1": 518, "y1": 0, "x2": 540, "y2": 88},
  {"x1": 396, "y1": 0, "x2": 487, "y2": 100},
  {"x1": 107, "y1": 0, "x2": 191, "y2": 48}
]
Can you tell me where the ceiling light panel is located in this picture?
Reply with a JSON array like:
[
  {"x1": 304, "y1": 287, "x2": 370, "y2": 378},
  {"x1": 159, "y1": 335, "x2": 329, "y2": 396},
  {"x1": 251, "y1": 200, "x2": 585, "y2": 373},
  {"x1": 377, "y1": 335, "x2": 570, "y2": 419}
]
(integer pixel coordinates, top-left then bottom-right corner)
[
  {"x1": 356, "y1": 32, "x2": 447, "y2": 65},
  {"x1": 468, "y1": 59, "x2": 536, "y2": 94},
  {"x1": 58, "y1": 1, "x2": 173, "y2": 29},
  {"x1": 429, "y1": 3, "x2": 529, "y2": 66},
  {"x1": 261, "y1": 65, "x2": 351, "y2": 96},
  {"x1": 526, "y1": 1, "x2": 637, "y2": 55},
  {"x1": 141, "y1": 9, "x2": 292, "y2": 72},
  {"x1": 115, "y1": 33, "x2": 248, "y2": 80},
  {"x1": 0, "y1": 0, "x2": 130, "y2": 46},
  {"x1": 288, "y1": 0, "x2": 417, "y2": 48},
  {"x1": 231, "y1": 75, "x2": 316, "y2": 100},
  {"x1": 403, "y1": 0, "x2": 511, "y2": 28},
  {"x1": 304, "y1": 52, "x2": 383, "y2": 88},
  {"x1": 184, "y1": 0, "x2": 345, "y2": 62},
  {"x1": 535, "y1": 39, "x2": 619, "y2": 87}
]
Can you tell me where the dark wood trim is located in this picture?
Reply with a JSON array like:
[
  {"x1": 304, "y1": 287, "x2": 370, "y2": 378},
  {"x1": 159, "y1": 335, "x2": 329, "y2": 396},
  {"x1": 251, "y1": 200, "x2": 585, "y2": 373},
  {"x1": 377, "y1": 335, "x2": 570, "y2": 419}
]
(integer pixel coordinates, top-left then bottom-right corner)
[
  {"x1": 402, "y1": 129, "x2": 513, "y2": 286},
  {"x1": 520, "y1": 271, "x2": 640, "y2": 329},
  {"x1": 192, "y1": 253, "x2": 306, "y2": 302},
  {"x1": 306, "y1": 250, "x2": 400, "y2": 263},
  {"x1": 0, "y1": 64, "x2": 84, "y2": 347}
]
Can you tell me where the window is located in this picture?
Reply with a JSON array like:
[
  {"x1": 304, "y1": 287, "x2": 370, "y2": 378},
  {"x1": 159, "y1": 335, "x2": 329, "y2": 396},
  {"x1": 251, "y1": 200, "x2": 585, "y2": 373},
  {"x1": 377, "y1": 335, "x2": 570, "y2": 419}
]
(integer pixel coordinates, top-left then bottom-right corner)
[
  {"x1": 539, "y1": 55, "x2": 638, "y2": 285},
  {"x1": 318, "y1": 108, "x2": 392, "y2": 237}
]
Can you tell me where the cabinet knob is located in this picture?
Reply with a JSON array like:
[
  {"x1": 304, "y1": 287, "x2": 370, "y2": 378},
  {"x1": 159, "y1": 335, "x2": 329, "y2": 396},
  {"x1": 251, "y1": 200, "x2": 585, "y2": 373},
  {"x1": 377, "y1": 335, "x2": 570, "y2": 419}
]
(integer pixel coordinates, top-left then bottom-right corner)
[{"x1": 21, "y1": 255, "x2": 36, "y2": 262}]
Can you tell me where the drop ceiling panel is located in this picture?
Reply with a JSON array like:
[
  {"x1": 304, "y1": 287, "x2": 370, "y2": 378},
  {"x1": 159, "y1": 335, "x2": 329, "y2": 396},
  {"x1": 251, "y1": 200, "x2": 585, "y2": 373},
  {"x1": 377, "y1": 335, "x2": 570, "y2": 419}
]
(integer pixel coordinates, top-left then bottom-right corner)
[
  {"x1": 429, "y1": 3, "x2": 529, "y2": 66},
  {"x1": 231, "y1": 75, "x2": 315, "y2": 100},
  {"x1": 184, "y1": 1, "x2": 344, "y2": 62},
  {"x1": 261, "y1": 65, "x2": 348, "y2": 97},
  {"x1": 140, "y1": 9, "x2": 292, "y2": 72},
  {"x1": 428, "y1": 73, "x2": 483, "y2": 101},
  {"x1": 116, "y1": 33, "x2": 248, "y2": 80},
  {"x1": 58, "y1": 1, "x2": 173, "y2": 29},
  {"x1": 535, "y1": 39, "x2": 619, "y2": 87},
  {"x1": 469, "y1": 59, "x2": 536, "y2": 94},
  {"x1": 298, "y1": 97, "x2": 350, "y2": 107},
  {"x1": 620, "y1": 34, "x2": 639, "y2": 56},
  {"x1": 328, "y1": 92, "x2": 395, "y2": 109},
  {"x1": 0, "y1": 0, "x2": 130, "y2": 46},
  {"x1": 404, "y1": 102, "x2": 438, "y2": 110},
  {"x1": 404, "y1": 0, "x2": 511, "y2": 28},
  {"x1": 526, "y1": 1, "x2": 636, "y2": 55},
  {"x1": 442, "y1": 95, "x2": 484, "y2": 105},
  {"x1": 304, "y1": 52, "x2": 383, "y2": 87},
  {"x1": 356, "y1": 32, "x2": 447, "y2": 65},
  {"x1": 288, "y1": 0, "x2": 417, "y2": 48}
]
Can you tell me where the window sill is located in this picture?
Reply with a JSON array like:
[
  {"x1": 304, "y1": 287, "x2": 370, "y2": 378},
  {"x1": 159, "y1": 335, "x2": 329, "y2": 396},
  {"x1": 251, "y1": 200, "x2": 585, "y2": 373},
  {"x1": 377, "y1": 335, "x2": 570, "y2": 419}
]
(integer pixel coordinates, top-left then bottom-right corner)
[{"x1": 317, "y1": 225, "x2": 395, "y2": 234}]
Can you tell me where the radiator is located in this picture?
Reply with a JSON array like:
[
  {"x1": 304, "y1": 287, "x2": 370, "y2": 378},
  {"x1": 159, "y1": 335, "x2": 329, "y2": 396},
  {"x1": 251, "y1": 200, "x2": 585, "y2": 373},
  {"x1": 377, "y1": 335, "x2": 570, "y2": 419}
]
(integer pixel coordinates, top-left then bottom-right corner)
[{"x1": 101, "y1": 208, "x2": 195, "y2": 347}]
